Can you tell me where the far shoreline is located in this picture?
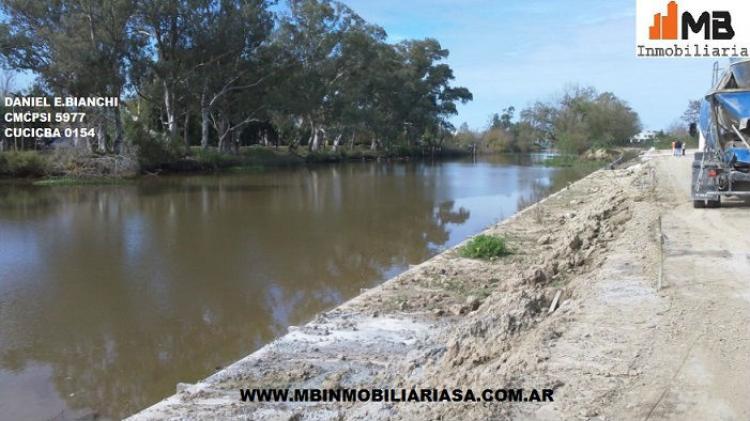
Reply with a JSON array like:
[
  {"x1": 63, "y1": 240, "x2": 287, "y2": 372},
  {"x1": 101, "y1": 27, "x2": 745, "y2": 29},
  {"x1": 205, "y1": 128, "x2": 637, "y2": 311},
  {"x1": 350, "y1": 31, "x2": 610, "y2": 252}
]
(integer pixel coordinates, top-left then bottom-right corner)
[{"x1": 0, "y1": 146, "x2": 628, "y2": 187}]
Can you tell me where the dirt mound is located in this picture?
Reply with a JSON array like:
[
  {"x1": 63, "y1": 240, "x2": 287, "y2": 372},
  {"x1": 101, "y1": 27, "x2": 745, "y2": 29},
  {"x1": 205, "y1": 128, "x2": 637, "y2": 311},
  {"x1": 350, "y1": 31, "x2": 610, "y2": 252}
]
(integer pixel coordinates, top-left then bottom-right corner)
[
  {"x1": 583, "y1": 148, "x2": 617, "y2": 161},
  {"x1": 130, "y1": 161, "x2": 669, "y2": 421}
]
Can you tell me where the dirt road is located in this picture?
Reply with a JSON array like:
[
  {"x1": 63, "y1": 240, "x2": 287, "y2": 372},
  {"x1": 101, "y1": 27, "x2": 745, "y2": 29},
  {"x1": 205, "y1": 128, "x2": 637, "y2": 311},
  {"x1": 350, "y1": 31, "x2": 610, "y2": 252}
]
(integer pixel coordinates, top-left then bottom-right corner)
[
  {"x1": 130, "y1": 153, "x2": 750, "y2": 421},
  {"x1": 608, "y1": 153, "x2": 750, "y2": 420}
]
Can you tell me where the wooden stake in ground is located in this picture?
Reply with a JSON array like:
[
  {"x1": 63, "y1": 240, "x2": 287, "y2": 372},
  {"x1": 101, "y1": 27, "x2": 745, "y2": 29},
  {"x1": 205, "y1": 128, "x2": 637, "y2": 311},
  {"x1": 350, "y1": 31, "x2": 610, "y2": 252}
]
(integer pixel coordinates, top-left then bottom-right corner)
[
  {"x1": 657, "y1": 215, "x2": 664, "y2": 291},
  {"x1": 549, "y1": 290, "x2": 562, "y2": 314}
]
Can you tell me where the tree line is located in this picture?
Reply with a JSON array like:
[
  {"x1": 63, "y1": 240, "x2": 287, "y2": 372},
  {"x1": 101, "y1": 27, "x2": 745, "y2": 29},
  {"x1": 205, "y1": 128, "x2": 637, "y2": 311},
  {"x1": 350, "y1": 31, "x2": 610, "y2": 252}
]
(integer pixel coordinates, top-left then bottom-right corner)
[
  {"x1": 454, "y1": 86, "x2": 642, "y2": 155},
  {"x1": 0, "y1": 0, "x2": 473, "y2": 159}
]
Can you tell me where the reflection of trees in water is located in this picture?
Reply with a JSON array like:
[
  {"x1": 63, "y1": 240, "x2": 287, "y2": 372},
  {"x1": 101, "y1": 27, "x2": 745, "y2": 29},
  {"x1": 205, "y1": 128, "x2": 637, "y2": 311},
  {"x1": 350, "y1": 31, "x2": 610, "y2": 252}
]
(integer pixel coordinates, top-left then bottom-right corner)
[
  {"x1": 0, "y1": 183, "x2": 109, "y2": 213},
  {"x1": 0, "y1": 162, "x2": 471, "y2": 419},
  {"x1": 516, "y1": 166, "x2": 592, "y2": 210},
  {"x1": 436, "y1": 201, "x2": 470, "y2": 225},
  {"x1": 429, "y1": 200, "x2": 471, "y2": 247},
  {"x1": 517, "y1": 179, "x2": 549, "y2": 211}
]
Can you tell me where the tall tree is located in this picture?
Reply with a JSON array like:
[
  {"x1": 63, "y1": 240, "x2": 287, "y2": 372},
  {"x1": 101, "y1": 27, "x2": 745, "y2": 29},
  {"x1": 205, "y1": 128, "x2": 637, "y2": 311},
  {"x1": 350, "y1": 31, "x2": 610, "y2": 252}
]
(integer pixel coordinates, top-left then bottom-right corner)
[
  {"x1": 392, "y1": 39, "x2": 472, "y2": 151},
  {"x1": 131, "y1": 0, "x2": 196, "y2": 141},
  {"x1": 274, "y1": 0, "x2": 367, "y2": 151},
  {"x1": 1, "y1": 0, "x2": 475, "y2": 159},
  {"x1": 0, "y1": 0, "x2": 140, "y2": 153},
  {"x1": 188, "y1": 0, "x2": 275, "y2": 150},
  {"x1": 0, "y1": 71, "x2": 15, "y2": 151},
  {"x1": 520, "y1": 86, "x2": 640, "y2": 154},
  {"x1": 681, "y1": 99, "x2": 701, "y2": 126}
]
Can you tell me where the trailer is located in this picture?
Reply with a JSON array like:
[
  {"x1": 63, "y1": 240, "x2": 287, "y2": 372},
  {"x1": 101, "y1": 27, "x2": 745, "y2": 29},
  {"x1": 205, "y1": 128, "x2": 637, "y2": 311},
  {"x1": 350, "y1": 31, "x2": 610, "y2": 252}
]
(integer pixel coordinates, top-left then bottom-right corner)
[{"x1": 692, "y1": 59, "x2": 750, "y2": 208}]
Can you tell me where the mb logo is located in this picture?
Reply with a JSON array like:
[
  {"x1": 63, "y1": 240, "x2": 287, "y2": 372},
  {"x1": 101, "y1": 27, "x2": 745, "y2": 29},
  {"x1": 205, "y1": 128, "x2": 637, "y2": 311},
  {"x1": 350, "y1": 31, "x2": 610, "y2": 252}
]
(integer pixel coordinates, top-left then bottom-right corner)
[{"x1": 649, "y1": 1, "x2": 734, "y2": 40}]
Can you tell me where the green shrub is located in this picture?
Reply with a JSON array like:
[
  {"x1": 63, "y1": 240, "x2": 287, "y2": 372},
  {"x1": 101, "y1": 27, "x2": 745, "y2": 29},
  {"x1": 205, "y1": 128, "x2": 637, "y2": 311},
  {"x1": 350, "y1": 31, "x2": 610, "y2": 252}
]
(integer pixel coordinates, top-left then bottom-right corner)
[
  {"x1": 192, "y1": 148, "x2": 240, "y2": 169},
  {"x1": 0, "y1": 151, "x2": 49, "y2": 177},
  {"x1": 188, "y1": 147, "x2": 302, "y2": 171},
  {"x1": 347, "y1": 149, "x2": 379, "y2": 160},
  {"x1": 127, "y1": 119, "x2": 180, "y2": 170},
  {"x1": 459, "y1": 234, "x2": 509, "y2": 259},
  {"x1": 388, "y1": 144, "x2": 420, "y2": 157},
  {"x1": 542, "y1": 155, "x2": 580, "y2": 167},
  {"x1": 242, "y1": 147, "x2": 302, "y2": 166},
  {"x1": 136, "y1": 139, "x2": 179, "y2": 169},
  {"x1": 305, "y1": 150, "x2": 344, "y2": 163}
]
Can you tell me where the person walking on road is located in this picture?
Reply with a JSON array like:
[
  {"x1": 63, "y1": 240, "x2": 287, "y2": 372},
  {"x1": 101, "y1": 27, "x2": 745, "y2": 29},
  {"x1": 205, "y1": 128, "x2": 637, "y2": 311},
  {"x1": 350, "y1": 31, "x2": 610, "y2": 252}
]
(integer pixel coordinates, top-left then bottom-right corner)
[{"x1": 674, "y1": 140, "x2": 683, "y2": 157}]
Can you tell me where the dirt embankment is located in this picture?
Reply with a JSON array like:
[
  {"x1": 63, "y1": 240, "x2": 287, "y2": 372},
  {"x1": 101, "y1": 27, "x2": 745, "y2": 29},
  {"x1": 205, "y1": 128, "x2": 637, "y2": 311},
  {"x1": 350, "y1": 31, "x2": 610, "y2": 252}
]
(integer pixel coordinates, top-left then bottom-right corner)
[{"x1": 129, "y1": 152, "x2": 750, "y2": 420}]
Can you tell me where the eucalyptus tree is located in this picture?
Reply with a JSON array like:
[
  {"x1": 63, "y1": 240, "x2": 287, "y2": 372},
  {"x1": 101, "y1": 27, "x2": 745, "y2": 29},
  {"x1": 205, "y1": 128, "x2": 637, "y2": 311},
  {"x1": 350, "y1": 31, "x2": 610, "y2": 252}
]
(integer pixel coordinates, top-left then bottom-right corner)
[
  {"x1": 275, "y1": 0, "x2": 367, "y2": 151},
  {"x1": 0, "y1": 71, "x2": 14, "y2": 151},
  {"x1": 323, "y1": 21, "x2": 390, "y2": 150},
  {"x1": 0, "y1": 0, "x2": 476, "y2": 159},
  {"x1": 0, "y1": 0, "x2": 141, "y2": 153},
  {"x1": 185, "y1": 0, "x2": 275, "y2": 150},
  {"x1": 130, "y1": 0, "x2": 197, "y2": 142},
  {"x1": 389, "y1": 39, "x2": 472, "y2": 151},
  {"x1": 359, "y1": 42, "x2": 406, "y2": 151}
]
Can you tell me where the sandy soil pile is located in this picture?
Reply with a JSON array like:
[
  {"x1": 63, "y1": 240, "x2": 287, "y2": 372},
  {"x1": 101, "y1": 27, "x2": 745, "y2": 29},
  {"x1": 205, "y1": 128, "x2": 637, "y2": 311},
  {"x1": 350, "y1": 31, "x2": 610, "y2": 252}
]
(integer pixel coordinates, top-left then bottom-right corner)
[{"x1": 349, "y1": 162, "x2": 661, "y2": 421}]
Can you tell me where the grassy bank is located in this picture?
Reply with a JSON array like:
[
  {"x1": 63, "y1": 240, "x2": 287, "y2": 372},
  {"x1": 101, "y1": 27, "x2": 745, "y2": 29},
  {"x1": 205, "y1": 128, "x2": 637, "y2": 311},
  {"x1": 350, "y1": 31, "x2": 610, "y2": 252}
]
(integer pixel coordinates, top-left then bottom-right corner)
[
  {"x1": 0, "y1": 145, "x2": 472, "y2": 182},
  {"x1": 0, "y1": 150, "x2": 50, "y2": 178},
  {"x1": 542, "y1": 155, "x2": 607, "y2": 169},
  {"x1": 154, "y1": 145, "x2": 469, "y2": 173},
  {"x1": 185, "y1": 147, "x2": 304, "y2": 171},
  {"x1": 31, "y1": 176, "x2": 135, "y2": 187},
  {"x1": 3, "y1": 146, "x2": 634, "y2": 184}
]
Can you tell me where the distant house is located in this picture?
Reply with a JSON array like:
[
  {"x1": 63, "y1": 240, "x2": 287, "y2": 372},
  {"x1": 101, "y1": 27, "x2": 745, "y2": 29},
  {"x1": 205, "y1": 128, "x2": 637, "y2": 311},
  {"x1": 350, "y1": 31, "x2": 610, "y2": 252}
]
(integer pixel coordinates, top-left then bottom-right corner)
[{"x1": 630, "y1": 130, "x2": 657, "y2": 143}]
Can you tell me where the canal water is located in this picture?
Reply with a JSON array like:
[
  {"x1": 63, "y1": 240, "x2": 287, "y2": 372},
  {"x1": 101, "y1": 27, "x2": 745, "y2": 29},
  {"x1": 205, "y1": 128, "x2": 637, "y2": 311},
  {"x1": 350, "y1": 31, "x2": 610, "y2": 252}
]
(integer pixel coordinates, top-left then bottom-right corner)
[{"x1": 0, "y1": 155, "x2": 592, "y2": 419}]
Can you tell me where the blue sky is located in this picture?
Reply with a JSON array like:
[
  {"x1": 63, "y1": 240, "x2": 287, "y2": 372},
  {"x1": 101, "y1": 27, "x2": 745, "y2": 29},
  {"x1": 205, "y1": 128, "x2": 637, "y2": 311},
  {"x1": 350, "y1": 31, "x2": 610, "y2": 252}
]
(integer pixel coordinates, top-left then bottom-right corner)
[{"x1": 343, "y1": 0, "x2": 717, "y2": 131}]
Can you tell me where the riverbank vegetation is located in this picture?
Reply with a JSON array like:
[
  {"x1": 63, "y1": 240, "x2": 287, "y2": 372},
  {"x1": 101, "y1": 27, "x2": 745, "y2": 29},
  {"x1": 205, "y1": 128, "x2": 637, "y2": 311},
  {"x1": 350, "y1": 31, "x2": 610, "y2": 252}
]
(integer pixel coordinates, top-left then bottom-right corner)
[
  {"x1": 459, "y1": 234, "x2": 510, "y2": 260},
  {"x1": 540, "y1": 155, "x2": 604, "y2": 169},
  {"x1": 31, "y1": 176, "x2": 134, "y2": 187},
  {"x1": 0, "y1": 150, "x2": 49, "y2": 177},
  {"x1": 0, "y1": 143, "x2": 472, "y2": 178},
  {"x1": 0, "y1": 0, "x2": 472, "y2": 176},
  {"x1": 453, "y1": 86, "x2": 642, "y2": 156},
  {"x1": 1, "y1": 2, "x2": 648, "y2": 179}
]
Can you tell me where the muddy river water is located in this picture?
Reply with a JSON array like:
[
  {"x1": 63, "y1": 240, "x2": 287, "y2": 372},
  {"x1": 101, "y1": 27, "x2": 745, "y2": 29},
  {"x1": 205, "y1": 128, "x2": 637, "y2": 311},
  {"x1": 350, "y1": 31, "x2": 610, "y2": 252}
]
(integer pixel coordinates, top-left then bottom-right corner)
[{"x1": 0, "y1": 155, "x2": 591, "y2": 419}]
